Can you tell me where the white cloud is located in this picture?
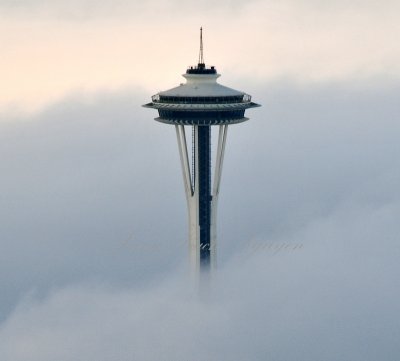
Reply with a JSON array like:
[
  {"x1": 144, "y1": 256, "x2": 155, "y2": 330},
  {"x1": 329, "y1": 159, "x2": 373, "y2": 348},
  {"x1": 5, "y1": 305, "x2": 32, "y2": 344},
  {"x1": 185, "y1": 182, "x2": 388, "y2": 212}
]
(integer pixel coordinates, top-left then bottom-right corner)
[
  {"x1": 1, "y1": 198, "x2": 399, "y2": 361},
  {"x1": 0, "y1": 81, "x2": 399, "y2": 359}
]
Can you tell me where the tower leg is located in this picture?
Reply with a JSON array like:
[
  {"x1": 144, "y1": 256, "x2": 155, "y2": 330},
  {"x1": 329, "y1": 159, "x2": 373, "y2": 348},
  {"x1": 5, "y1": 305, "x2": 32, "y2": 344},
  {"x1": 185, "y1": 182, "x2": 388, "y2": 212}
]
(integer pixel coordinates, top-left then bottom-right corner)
[
  {"x1": 175, "y1": 125, "x2": 198, "y2": 274},
  {"x1": 210, "y1": 124, "x2": 228, "y2": 270}
]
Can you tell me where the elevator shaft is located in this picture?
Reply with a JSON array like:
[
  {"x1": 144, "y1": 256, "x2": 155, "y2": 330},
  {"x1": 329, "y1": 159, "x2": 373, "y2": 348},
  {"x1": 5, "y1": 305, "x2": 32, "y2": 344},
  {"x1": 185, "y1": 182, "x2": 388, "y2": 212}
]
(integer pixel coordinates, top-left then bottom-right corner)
[{"x1": 196, "y1": 126, "x2": 211, "y2": 267}]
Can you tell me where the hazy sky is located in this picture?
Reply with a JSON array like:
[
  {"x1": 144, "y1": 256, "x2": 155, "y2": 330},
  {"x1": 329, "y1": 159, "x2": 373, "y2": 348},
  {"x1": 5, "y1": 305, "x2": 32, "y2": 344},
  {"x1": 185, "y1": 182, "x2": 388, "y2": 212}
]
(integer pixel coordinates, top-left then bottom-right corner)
[
  {"x1": 1, "y1": 0, "x2": 399, "y2": 111},
  {"x1": 1, "y1": 1, "x2": 399, "y2": 360}
]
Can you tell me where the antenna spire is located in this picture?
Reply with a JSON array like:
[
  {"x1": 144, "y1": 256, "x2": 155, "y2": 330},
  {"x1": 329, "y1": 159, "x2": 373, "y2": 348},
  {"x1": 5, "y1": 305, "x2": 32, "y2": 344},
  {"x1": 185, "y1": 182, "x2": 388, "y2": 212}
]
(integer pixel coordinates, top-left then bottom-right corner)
[{"x1": 198, "y1": 27, "x2": 204, "y2": 65}]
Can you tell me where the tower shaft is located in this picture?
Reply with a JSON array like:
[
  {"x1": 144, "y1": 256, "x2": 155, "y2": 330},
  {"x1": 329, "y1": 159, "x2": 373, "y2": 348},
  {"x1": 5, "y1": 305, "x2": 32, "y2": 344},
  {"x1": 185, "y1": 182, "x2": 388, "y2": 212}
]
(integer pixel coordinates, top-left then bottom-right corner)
[
  {"x1": 175, "y1": 124, "x2": 228, "y2": 274},
  {"x1": 197, "y1": 125, "x2": 211, "y2": 267}
]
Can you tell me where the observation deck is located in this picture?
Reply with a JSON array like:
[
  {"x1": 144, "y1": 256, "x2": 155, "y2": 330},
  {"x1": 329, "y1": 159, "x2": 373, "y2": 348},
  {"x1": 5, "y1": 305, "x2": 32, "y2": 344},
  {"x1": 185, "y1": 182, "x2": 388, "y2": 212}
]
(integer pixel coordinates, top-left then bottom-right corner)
[{"x1": 143, "y1": 63, "x2": 260, "y2": 125}]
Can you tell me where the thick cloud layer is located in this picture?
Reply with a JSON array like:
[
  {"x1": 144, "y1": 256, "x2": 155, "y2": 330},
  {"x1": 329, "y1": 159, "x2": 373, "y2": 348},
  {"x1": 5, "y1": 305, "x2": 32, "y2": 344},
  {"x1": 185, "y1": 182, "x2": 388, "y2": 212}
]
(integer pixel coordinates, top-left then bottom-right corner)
[
  {"x1": 0, "y1": 90, "x2": 188, "y2": 320},
  {"x1": 0, "y1": 80, "x2": 399, "y2": 360}
]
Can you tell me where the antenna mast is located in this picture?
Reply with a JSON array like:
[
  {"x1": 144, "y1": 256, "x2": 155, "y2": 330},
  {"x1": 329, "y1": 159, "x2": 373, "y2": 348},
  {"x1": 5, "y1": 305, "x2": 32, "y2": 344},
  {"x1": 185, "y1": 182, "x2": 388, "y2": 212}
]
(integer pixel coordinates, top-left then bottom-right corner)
[{"x1": 198, "y1": 27, "x2": 204, "y2": 65}]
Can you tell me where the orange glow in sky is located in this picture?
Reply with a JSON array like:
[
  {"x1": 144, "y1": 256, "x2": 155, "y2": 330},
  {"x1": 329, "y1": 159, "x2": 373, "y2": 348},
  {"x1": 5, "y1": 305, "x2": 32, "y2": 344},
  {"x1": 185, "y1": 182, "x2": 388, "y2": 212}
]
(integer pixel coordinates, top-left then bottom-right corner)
[{"x1": 1, "y1": 1, "x2": 399, "y2": 113}]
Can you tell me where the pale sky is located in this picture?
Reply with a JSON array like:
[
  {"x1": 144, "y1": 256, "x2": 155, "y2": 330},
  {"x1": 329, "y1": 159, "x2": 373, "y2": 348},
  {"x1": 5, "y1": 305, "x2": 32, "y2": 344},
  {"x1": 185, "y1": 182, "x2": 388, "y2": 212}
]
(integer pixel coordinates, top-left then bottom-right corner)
[{"x1": 1, "y1": 0, "x2": 399, "y2": 112}]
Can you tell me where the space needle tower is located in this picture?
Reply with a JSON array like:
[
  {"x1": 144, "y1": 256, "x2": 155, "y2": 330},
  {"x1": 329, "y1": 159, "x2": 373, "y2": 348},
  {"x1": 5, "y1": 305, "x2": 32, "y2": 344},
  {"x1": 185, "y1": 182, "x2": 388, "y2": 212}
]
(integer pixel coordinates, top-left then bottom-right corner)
[{"x1": 144, "y1": 28, "x2": 260, "y2": 275}]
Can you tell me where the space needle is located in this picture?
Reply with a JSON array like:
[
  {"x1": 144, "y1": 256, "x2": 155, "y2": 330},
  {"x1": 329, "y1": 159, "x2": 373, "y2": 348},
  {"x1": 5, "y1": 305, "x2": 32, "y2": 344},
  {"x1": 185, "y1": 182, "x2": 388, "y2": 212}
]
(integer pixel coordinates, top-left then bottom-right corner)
[{"x1": 143, "y1": 28, "x2": 260, "y2": 275}]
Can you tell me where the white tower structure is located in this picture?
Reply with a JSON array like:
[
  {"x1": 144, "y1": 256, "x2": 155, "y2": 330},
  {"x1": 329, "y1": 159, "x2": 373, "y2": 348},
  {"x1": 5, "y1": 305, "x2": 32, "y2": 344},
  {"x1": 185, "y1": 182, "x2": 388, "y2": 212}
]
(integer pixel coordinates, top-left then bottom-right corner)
[{"x1": 143, "y1": 29, "x2": 260, "y2": 276}]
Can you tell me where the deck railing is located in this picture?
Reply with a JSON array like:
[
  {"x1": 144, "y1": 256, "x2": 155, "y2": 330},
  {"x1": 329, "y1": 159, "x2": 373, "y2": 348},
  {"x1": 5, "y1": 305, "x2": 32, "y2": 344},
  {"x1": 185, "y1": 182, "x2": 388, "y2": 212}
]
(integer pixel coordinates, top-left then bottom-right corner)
[{"x1": 151, "y1": 94, "x2": 252, "y2": 104}]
